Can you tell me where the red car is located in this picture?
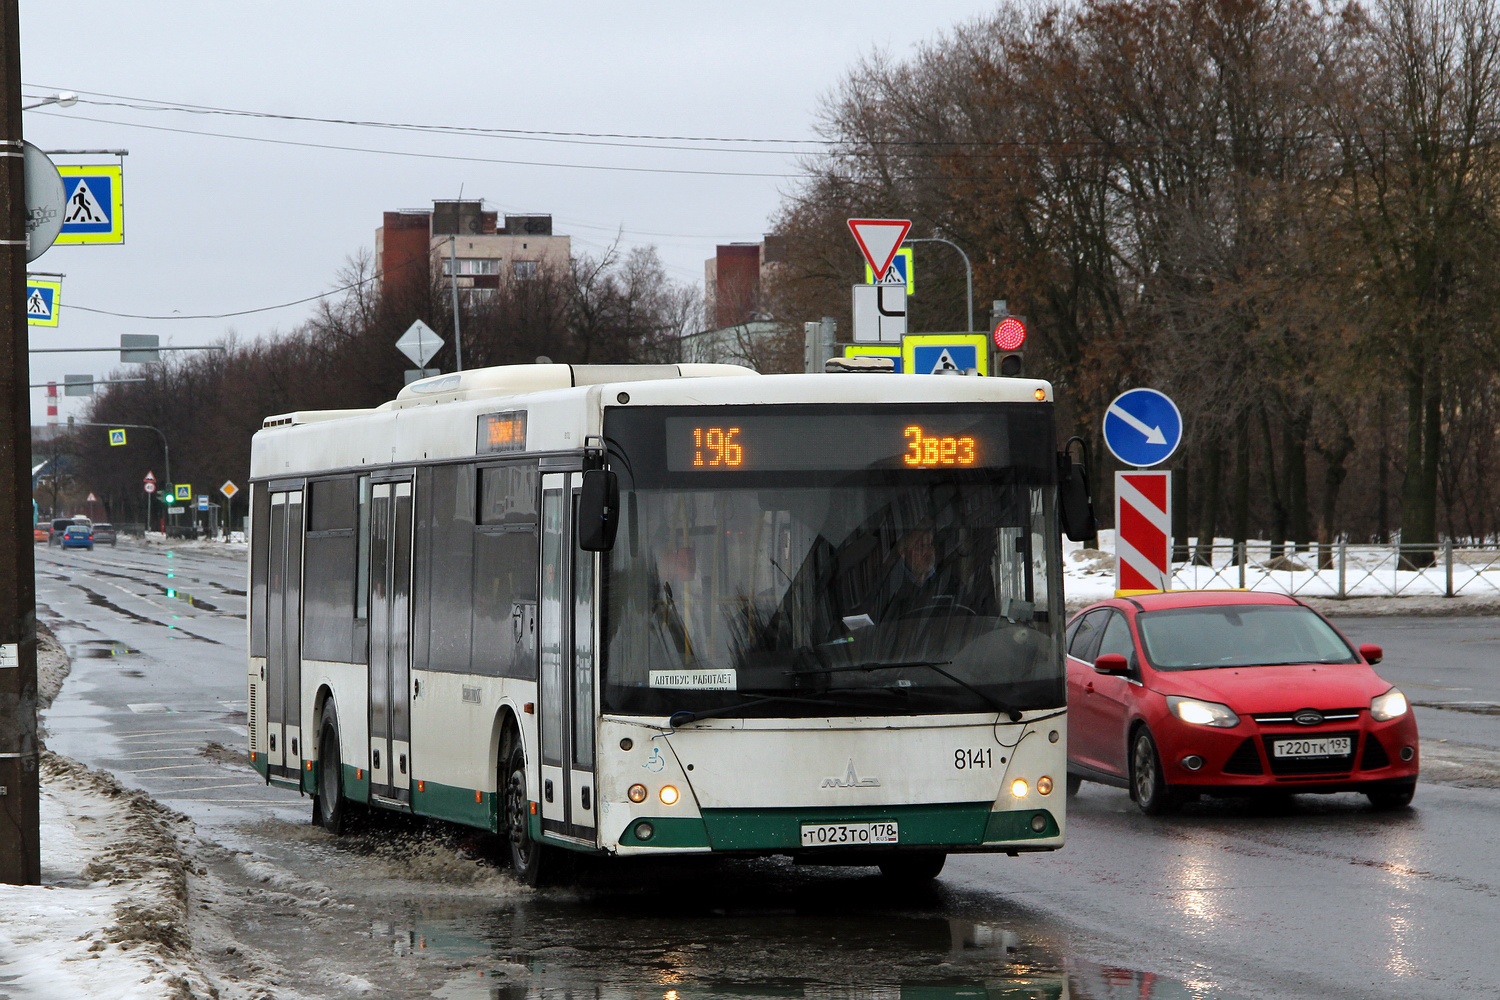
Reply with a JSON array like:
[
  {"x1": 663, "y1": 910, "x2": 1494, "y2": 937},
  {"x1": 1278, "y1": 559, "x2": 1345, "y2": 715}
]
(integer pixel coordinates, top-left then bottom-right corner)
[{"x1": 1065, "y1": 591, "x2": 1418, "y2": 813}]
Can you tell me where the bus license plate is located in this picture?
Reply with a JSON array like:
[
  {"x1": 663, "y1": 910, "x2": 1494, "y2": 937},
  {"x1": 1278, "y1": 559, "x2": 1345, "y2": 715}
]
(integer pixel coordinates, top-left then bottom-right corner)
[
  {"x1": 1273, "y1": 736, "x2": 1352, "y2": 758},
  {"x1": 799, "y1": 822, "x2": 899, "y2": 847}
]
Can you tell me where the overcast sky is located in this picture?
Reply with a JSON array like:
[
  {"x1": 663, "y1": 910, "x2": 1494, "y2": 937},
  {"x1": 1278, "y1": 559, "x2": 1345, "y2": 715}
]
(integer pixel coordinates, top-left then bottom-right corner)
[{"x1": 20, "y1": 2, "x2": 1001, "y2": 422}]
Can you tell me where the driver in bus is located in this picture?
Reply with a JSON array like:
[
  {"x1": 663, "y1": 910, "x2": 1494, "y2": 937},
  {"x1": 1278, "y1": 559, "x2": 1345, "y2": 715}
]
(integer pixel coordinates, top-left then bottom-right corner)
[{"x1": 876, "y1": 527, "x2": 982, "y2": 621}]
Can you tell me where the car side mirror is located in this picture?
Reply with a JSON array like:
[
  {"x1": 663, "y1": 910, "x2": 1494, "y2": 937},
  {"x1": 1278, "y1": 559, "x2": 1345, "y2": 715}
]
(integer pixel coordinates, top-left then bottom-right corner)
[
  {"x1": 1359, "y1": 643, "x2": 1383, "y2": 665},
  {"x1": 1093, "y1": 653, "x2": 1130, "y2": 675},
  {"x1": 578, "y1": 469, "x2": 619, "y2": 552}
]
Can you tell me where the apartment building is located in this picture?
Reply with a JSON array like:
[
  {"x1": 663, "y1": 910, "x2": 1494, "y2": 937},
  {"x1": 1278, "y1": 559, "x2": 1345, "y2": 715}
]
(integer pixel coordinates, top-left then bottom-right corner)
[{"x1": 376, "y1": 200, "x2": 571, "y2": 303}]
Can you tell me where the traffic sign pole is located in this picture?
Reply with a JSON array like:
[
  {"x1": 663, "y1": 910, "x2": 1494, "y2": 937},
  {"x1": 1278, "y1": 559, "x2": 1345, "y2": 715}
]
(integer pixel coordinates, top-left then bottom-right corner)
[{"x1": 1, "y1": 0, "x2": 43, "y2": 885}]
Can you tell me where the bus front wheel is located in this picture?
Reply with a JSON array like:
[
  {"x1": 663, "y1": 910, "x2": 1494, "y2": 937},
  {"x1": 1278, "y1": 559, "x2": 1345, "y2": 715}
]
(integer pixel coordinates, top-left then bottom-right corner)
[{"x1": 504, "y1": 738, "x2": 547, "y2": 886}]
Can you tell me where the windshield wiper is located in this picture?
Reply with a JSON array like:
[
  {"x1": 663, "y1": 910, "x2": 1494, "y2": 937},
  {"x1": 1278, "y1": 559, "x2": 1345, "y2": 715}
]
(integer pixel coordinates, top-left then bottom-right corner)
[
  {"x1": 667, "y1": 692, "x2": 893, "y2": 728},
  {"x1": 797, "y1": 660, "x2": 1020, "y2": 721}
]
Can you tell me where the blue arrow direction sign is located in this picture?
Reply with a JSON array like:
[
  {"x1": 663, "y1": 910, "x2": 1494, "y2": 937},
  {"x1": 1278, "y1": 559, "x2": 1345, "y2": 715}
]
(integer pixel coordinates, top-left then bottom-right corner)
[
  {"x1": 1102, "y1": 388, "x2": 1183, "y2": 467},
  {"x1": 26, "y1": 279, "x2": 60, "y2": 327},
  {"x1": 57, "y1": 165, "x2": 124, "y2": 244}
]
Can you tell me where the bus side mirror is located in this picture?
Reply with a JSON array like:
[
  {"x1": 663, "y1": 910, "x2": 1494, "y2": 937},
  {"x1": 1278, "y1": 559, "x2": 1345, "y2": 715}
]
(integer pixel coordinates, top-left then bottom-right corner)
[
  {"x1": 578, "y1": 469, "x2": 620, "y2": 551},
  {"x1": 1059, "y1": 453, "x2": 1097, "y2": 544}
]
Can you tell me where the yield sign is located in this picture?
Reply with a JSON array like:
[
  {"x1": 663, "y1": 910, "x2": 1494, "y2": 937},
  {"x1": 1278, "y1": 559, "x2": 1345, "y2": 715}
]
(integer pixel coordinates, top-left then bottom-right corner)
[{"x1": 847, "y1": 218, "x2": 912, "y2": 278}]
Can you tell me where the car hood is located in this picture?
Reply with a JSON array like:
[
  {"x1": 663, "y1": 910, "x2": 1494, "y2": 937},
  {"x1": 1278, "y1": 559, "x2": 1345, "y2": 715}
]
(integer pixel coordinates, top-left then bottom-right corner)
[{"x1": 1149, "y1": 663, "x2": 1391, "y2": 712}]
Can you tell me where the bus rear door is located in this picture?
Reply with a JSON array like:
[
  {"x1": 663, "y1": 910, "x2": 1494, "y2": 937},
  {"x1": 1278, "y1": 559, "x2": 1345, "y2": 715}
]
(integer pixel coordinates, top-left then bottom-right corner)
[
  {"x1": 368, "y1": 478, "x2": 414, "y2": 807},
  {"x1": 264, "y1": 488, "x2": 304, "y2": 780}
]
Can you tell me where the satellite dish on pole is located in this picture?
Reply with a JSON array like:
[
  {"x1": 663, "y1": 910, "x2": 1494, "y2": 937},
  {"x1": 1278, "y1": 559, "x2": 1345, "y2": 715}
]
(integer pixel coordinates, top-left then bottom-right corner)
[{"x1": 23, "y1": 142, "x2": 65, "y2": 262}]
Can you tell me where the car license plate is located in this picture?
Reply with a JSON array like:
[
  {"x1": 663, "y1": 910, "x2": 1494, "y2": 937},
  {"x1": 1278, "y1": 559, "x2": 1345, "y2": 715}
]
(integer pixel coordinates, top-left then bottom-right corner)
[
  {"x1": 1273, "y1": 736, "x2": 1352, "y2": 758},
  {"x1": 799, "y1": 822, "x2": 899, "y2": 847}
]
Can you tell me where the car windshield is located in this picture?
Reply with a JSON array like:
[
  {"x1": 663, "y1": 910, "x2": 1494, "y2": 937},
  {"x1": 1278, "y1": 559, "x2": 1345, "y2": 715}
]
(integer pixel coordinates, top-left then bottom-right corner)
[{"x1": 1136, "y1": 604, "x2": 1359, "y2": 670}]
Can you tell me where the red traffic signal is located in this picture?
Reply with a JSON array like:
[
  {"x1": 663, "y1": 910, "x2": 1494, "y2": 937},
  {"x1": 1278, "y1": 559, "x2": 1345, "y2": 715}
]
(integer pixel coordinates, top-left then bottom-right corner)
[{"x1": 992, "y1": 316, "x2": 1027, "y2": 351}]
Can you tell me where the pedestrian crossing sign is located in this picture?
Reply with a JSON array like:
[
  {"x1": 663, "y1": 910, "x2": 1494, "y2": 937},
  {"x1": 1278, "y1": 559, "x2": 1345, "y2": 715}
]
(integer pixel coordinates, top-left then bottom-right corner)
[
  {"x1": 863, "y1": 247, "x2": 914, "y2": 294},
  {"x1": 56, "y1": 165, "x2": 124, "y2": 245},
  {"x1": 25, "y1": 279, "x2": 61, "y2": 327},
  {"x1": 902, "y1": 333, "x2": 990, "y2": 376},
  {"x1": 108, "y1": 429, "x2": 127, "y2": 446}
]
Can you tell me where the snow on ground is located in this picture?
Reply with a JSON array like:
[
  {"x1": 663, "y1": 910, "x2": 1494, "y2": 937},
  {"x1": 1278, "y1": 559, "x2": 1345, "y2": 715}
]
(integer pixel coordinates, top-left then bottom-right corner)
[
  {"x1": 4, "y1": 532, "x2": 1496, "y2": 998},
  {"x1": 0, "y1": 630, "x2": 214, "y2": 999}
]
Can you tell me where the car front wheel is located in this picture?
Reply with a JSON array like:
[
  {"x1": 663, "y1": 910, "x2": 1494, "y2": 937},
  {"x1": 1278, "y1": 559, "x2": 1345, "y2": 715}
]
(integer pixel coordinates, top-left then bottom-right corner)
[
  {"x1": 1131, "y1": 727, "x2": 1177, "y2": 815},
  {"x1": 1367, "y1": 780, "x2": 1416, "y2": 811}
]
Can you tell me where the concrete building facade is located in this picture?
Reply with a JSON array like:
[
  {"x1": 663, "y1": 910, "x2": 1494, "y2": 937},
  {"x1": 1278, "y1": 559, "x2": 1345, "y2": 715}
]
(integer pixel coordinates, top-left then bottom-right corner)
[{"x1": 376, "y1": 200, "x2": 571, "y2": 304}]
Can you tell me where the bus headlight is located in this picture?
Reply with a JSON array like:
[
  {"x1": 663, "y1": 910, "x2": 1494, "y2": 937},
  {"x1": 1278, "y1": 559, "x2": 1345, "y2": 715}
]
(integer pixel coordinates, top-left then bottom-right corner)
[
  {"x1": 1010, "y1": 778, "x2": 1029, "y2": 798},
  {"x1": 659, "y1": 785, "x2": 680, "y2": 806},
  {"x1": 1037, "y1": 776, "x2": 1054, "y2": 795},
  {"x1": 628, "y1": 784, "x2": 647, "y2": 803}
]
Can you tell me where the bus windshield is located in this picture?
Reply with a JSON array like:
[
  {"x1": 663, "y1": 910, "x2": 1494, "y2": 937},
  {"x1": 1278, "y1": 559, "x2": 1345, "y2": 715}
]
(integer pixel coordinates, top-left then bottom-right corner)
[{"x1": 601, "y1": 405, "x2": 1064, "y2": 719}]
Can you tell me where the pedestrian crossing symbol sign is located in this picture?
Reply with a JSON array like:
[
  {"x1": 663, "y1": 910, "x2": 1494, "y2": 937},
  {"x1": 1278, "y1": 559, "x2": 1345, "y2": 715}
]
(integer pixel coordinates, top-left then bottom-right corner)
[
  {"x1": 25, "y1": 279, "x2": 61, "y2": 327},
  {"x1": 57, "y1": 165, "x2": 124, "y2": 245},
  {"x1": 108, "y1": 429, "x2": 127, "y2": 446},
  {"x1": 902, "y1": 333, "x2": 990, "y2": 377}
]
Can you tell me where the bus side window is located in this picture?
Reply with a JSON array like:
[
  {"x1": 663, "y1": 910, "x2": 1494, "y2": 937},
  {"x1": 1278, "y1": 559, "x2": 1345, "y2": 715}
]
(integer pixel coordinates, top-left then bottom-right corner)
[
  {"x1": 473, "y1": 463, "x2": 540, "y2": 678},
  {"x1": 303, "y1": 477, "x2": 358, "y2": 663}
]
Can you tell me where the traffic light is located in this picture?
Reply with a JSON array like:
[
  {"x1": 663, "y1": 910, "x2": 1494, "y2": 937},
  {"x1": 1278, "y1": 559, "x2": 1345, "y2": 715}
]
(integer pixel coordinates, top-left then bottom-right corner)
[{"x1": 991, "y1": 311, "x2": 1027, "y2": 377}]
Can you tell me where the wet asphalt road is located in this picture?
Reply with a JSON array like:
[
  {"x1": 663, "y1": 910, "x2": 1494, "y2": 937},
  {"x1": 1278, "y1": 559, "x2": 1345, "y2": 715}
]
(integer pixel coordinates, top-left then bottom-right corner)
[{"x1": 34, "y1": 540, "x2": 1500, "y2": 999}]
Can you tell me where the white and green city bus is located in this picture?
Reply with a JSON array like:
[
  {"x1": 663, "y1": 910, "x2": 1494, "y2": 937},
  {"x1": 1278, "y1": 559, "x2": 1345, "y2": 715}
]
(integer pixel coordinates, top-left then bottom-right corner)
[{"x1": 247, "y1": 363, "x2": 1093, "y2": 883}]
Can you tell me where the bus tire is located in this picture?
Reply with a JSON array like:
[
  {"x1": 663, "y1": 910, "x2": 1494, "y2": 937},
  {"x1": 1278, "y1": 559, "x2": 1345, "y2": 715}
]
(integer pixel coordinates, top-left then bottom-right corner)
[
  {"x1": 878, "y1": 851, "x2": 946, "y2": 883},
  {"x1": 504, "y1": 736, "x2": 548, "y2": 886},
  {"x1": 314, "y1": 706, "x2": 350, "y2": 835}
]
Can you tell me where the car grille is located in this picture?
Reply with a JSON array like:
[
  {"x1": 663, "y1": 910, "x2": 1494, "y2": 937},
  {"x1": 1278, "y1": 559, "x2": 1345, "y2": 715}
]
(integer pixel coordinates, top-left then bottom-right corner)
[
  {"x1": 1262, "y1": 730, "x2": 1359, "y2": 775},
  {"x1": 1222, "y1": 738, "x2": 1264, "y2": 775},
  {"x1": 1251, "y1": 709, "x2": 1362, "y2": 725}
]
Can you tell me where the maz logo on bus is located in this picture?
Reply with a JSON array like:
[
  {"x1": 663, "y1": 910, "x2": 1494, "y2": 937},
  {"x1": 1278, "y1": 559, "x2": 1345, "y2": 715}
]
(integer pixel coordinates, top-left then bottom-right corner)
[
  {"x1": 903, "y1": 425, "x2": 977, "y2": 467},
  {"x1": 822, "y1": 759, "x2": 881, "y2": 788}
]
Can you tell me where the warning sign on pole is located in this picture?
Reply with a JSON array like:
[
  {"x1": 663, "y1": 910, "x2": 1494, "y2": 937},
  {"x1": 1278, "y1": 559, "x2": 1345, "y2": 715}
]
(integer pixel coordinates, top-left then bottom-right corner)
[{"x1": 1115, "y1": 470, "x2": 1171, "y2": 596}]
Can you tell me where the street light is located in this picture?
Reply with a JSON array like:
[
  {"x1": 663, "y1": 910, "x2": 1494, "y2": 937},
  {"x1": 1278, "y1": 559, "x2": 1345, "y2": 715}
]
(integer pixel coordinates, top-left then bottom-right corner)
[
  {"x1": 22, "y1": 91, "x2": 77, "y2": 111},
  {"x1": 902, "y1": 236, "x2": 974, "y2": 333}
]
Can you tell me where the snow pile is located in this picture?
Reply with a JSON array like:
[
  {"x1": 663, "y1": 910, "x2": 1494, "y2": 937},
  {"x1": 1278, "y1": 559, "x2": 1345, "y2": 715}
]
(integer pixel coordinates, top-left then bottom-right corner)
[
  {"x1": 0, "y1": 628, "x2": 214, "y2": 998},
  {"x1": 0, "y1": 753, "x2": 215, "y2": 999}
]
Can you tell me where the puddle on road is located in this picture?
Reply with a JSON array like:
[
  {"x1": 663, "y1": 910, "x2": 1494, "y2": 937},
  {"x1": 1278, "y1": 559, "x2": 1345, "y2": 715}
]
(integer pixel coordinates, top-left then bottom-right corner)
[
  {"x1": 68, "y1": 639, "x2": 141, "y2": 659},
  {"x1": 348, "y1": 879, "x2": 1249, "y2": 1000}
]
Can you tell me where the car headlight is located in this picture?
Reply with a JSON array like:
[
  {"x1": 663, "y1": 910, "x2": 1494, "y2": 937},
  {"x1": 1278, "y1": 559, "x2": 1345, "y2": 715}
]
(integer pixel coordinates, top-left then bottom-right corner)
[
  {"x1": 1370, "y1": 688, "x2": 1408, "y2": 722},
  {"x1": 1167, "y1": 696, "x2": 1240, "y2": 728}
]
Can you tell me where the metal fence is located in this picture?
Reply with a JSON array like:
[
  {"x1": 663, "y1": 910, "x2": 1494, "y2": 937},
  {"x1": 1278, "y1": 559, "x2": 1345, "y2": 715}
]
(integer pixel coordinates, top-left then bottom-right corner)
[{"x1": 1167, "y1": 542, "x2": 1500, "y2": 599}]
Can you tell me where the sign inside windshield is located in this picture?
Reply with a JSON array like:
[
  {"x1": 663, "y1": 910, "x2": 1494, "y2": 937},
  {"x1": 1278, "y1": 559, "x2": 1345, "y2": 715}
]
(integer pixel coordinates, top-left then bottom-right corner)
[{"x1": 662, "y1": 411, "x2": 1006, "y2": 473}]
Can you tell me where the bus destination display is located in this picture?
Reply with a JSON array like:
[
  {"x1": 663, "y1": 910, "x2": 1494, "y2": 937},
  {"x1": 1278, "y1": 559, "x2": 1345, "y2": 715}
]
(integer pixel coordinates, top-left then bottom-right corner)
[{"x1": 663, "y1": 412, "x2": 1008, "y2": 472}]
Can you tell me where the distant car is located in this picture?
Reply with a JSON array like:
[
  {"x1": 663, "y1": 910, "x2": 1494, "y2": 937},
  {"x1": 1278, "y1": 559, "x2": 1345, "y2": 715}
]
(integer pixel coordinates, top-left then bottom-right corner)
[
  {"x1": 91, "y1": 523, "x2": 117, "y2": 546},
  {"x1": 60, "y1": 525, "x2": 94, "y2": 550},
  {"x1": 33, "y1": 527, "x2": 48, "y2": 543},
  {"x1": 49, "y1": 517, "x2": 73, "y2": 545},
  {"x1": 1065, "y1": 591, "x2": 1419, "y2": 813}
]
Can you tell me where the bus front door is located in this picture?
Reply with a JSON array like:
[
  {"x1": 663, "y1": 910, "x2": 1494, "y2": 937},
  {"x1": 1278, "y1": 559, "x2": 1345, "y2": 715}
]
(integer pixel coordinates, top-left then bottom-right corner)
[
  {"x1": 368, "y1": 480, "x2": 414, "y2": 807},
  {"x1": 538, "y1": 473, "x2": 597, "y2": 844},
  {"x1": 265, "y1": 488, "x2": 303, "y2": 781}
]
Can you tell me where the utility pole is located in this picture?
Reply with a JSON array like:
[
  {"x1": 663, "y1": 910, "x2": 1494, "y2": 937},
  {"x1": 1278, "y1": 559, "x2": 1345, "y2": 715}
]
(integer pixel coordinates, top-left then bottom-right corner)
[{"x1": 0, "y1": 0, "x2": 42, "y2": 885}]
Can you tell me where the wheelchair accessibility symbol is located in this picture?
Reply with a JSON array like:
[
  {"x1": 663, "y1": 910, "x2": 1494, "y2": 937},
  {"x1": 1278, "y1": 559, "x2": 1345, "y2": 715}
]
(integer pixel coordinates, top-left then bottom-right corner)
[{"x1": 643, "y1": 747, "x2": 666, "y2": 773}]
